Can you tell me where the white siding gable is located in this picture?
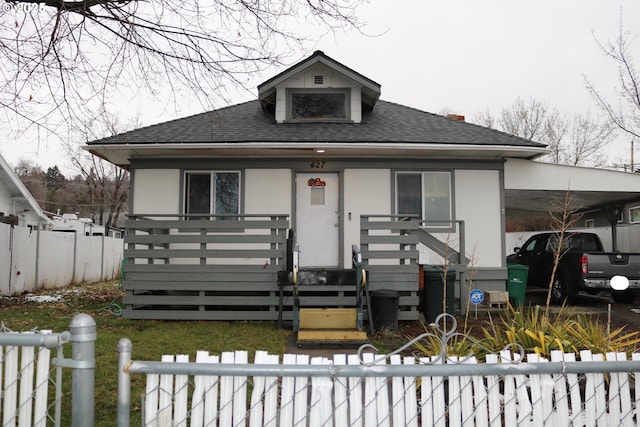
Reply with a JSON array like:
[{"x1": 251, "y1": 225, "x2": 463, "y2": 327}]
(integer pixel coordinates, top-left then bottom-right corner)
[{"x1": 274, "y1": 62, "x2": 363, "y2": 123}]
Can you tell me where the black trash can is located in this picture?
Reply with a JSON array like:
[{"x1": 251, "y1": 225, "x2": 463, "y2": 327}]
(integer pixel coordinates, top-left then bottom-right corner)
[
  {"x1": 423, "y1": 265, "x2": 456, "y2": 323},
  {"x1": 370, "y1": 289, "x2": 399, "y2": 331}
]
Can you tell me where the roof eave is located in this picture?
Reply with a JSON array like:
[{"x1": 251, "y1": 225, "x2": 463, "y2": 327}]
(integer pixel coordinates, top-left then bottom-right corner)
[{"x1": 84, "y1": 142, "x2": 548, "y2": 167}]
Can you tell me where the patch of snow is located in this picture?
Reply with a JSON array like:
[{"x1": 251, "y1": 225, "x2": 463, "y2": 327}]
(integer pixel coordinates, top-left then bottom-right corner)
[{"x1": 25, "y1": 294, "x2": 63, "y2": 303}]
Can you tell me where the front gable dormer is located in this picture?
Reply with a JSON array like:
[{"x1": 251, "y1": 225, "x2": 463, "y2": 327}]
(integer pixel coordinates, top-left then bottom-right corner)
[{"x1": 257, "y1": 51, "x2": 381, "y2": 124}]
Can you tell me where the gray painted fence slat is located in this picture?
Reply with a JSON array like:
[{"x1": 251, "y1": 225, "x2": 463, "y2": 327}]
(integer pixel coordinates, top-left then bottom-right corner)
[
  {"x1": 121, "y1": 310, "x2": 282, "y2": 321},
  {"x1": 360, "y1": 234, "x2": 420, "y2": 244},
  {"x1": 125, "y1": 273, "x2": 279, "y2": 283},
  {"x1": 361, "y1": 250, "x2": 419, "y2": 259},
  {"x1": 364, "y1": 265, "x2": 420, "y2": 272},
  {"x1": 360, "y1": 220, "x2": 419, "y2": 231},
  {"x1": 123, "y1": 282, "x2": 280, "y2": 291},
  {"x1": 126, "y1": 219, "x2": 289, "y2": 230},
  {"x1": 125, "y1": 234, "x2": 284, "y2": 245},
  {"x1": 123, "y1": 295, "x2": 281, "y2": 306},
  {"x1": 125, "y1": 248, "x2": 284, "y2": 258},
  {"x1": 125, "y1": 264, "x2": 282, "y2": 273}
]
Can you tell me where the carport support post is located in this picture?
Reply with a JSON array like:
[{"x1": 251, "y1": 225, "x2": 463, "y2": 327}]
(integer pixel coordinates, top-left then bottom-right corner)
[
  {"x1": 606, "y1": 206, "x2": 621, "y2": 251},
  {"x1": 70, "y1": 314, "x2": 96, "y2": 427}
]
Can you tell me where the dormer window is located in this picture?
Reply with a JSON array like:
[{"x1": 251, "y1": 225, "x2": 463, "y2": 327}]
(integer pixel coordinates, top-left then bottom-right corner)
[
  {"x1": 258, "y1": 51, "x2": 380, "y2": 124},
  {"x1": 287, "y1": 88, "x2": 351, "y2": 122}
]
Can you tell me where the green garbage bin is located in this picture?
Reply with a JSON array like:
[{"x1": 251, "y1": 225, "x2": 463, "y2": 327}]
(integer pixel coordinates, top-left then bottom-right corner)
[
  {"x1": 507, "y1": 264, "x2": 529, "y2": 307},
  {"x1": 423, "y1": 265, "x2": 456, "y2": 323}
]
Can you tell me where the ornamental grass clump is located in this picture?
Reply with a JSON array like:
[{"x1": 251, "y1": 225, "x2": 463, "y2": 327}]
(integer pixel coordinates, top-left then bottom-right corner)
[
  {"x1": 409, "y1": 326, "x2": 488, "y2": 361},
  {"x1": 412, "y1": 303, "x2": 640, "y2": 361},
  {"x1": 562, "y1": 314, "x2": 640, "y2": 356},
  {"x1": 480, "y1": 304, "x2": 640, "y2": 359},
  {"x1": 480, "y1": 304, "x2": 570, "y2": 358}
]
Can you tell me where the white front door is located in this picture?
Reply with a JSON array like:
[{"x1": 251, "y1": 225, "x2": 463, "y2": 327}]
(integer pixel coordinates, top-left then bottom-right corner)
[{"x1": 295, "y1": 172, "x2": 340, "y2": 267}]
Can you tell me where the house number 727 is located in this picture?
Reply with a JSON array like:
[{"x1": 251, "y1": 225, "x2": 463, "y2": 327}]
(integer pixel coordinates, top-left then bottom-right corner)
[{"x1": 310, "y1": 160, "x2": 325, "y2": 168}]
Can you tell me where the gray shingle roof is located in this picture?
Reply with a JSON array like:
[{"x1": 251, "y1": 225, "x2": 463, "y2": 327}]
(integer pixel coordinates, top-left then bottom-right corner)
[{"x1": 87, "y1": 99, "x2": 545, "y2": 148}]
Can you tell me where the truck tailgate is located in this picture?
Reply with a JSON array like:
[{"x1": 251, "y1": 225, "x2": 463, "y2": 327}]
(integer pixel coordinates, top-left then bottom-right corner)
[{"x1": 586, "y1": 253, "x2": 640, "y2": 279}]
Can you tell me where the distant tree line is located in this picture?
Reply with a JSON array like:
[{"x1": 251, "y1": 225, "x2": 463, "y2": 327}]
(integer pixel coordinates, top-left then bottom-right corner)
[{"x1": 15, "y1": 160, "x2": 128, "y2": 228}]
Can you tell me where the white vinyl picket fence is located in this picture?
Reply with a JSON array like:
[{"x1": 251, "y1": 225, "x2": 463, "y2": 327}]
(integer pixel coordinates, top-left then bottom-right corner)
[
  {"x1": 0, "y1": 339, "x2": 53, "y2": 426},
  {"x1": 0, "y1": 222, "x2": 123, "y2": 295},
  {"x1": 119, "y1": 346, "x2": 640, "y2": 427},
  {"x1": 0, "y1": 330, "x2": 70, "y2": 427}
]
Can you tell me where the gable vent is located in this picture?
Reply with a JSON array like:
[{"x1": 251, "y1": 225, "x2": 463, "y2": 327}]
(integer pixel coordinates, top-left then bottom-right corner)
[{"x1": 313, "y1": 75, "x2": 324, "y2": 85}]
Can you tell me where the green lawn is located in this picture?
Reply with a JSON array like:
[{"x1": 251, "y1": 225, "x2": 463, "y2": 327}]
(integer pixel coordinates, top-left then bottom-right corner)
[{"x1": 0, "y1": 281, "x2": 291, "y2": 426}]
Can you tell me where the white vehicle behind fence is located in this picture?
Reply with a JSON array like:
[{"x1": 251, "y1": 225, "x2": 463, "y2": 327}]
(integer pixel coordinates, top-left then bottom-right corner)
[{"x1": 50, "y1": 213, "x2": 122, "y2": 238}]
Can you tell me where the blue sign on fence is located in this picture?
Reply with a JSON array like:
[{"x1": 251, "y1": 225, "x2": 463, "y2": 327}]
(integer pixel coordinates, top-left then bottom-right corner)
[{"x1": 469, "y1": 289, "x2": 484, "y2": 305}]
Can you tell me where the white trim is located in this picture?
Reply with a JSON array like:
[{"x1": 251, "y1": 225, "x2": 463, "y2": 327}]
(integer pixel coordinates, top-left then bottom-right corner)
[{"x1": 630, "y1": 206, "x2": 640, "y2": 224}]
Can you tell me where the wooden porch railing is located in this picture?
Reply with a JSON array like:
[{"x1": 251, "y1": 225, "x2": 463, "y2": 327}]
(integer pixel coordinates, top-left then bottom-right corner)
[
  {"x1": 122, "y1": 214, "x2": 289, "y2": 320},
  {"x1": 121, "y1": 214, "x2": 466, "y2": 322},
  {"x1": 360, "y1": 215, "x2": 421, "y2": 321}
]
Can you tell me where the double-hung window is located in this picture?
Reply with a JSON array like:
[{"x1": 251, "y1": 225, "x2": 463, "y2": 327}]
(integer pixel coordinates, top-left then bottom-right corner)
[
  {"x1": 184, "y1": 171, "x2": 240, "y2": 219},
  {"x1": 396, "y1": 171, "x2": 452, "y2": 227}
]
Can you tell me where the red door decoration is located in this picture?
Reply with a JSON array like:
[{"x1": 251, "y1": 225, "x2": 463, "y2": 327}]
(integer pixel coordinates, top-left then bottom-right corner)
[{"x1": 307, "y1": 178, "x2": 326, "y2": 187}]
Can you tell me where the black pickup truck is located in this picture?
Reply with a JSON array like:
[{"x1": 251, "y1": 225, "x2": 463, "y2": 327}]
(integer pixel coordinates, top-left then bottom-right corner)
[{"x1": 507, "y1": 232, "x2": 640, "y2": 304}]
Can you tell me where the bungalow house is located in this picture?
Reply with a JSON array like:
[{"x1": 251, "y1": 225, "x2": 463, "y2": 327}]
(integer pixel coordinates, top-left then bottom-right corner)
[
  {"x1": 85, "y1": 51, "x2": 640, "y2": 326},
  {"x1": 0, "y1": 152, "x2": 49, "y2": 229}
]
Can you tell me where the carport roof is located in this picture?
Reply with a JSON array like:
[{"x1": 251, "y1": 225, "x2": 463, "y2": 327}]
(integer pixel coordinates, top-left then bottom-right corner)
[{"x1": 504, "y1": 158, "x2": 640, "y2": 216}]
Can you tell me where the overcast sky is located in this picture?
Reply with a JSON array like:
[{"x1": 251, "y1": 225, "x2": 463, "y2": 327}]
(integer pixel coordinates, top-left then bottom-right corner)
[{"x1": 1, "y1": 0, "x2": 639, "y2": 173}]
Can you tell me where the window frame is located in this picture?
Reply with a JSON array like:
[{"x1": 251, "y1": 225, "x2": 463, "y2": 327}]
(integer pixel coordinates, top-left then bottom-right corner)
[
  {"x1": 285, "y1": 88, "x2": 351, "y2": 122},
  {"x1": 394, "y1": 171, "x2": 454, "y2": 231},
  {"x1": 630, "y1": 206, "x2": 640, "y2": 224},
  {"x1": 183, "y1": 170, "x2": 242, "y2": 219}
]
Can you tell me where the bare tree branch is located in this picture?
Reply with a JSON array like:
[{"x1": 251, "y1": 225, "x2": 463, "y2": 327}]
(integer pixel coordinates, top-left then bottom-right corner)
[
  {"x1": 61, "y1": 111, "x2": 139, "y2": 226},
  {"x1": 1, "y1": 0, "x2": 365, "y2": 138},
  {"x1": 472, "y1": 97, "x2": 613, "y2": 167},
  {"x1": 499, "y1": 97, "x2": 549, "y2": 141},
  {"x1": 585, "y1": 12, "x2": 640, "y2": 140}
]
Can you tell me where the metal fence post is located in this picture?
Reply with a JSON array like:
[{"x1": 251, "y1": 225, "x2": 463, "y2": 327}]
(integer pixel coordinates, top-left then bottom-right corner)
[
  {"x1": 117, "y1": 338, "x2": 132, "y2": 427},
  {"x1": 70, "y1": 314, "x2": 96, "y2": 427}
]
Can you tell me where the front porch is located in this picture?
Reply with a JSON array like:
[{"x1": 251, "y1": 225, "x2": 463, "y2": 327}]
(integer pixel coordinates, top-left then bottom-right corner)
[{"x1": 121, "y1": 214, "x2": 475, "y2": 322}]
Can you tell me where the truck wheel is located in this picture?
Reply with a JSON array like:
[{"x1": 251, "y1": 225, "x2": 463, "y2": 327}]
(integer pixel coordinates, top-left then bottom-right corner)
[
  {"x1": 612, "y1": 290, "x2": 634, "y2": 304},
  {"x1": 551, "y1": 274, "x2": 575, "y2": 304}
]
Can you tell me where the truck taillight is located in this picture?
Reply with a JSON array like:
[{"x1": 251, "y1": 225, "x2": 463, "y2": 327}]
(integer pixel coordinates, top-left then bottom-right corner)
[{"x1": 581, "y1": 254, "x2": 588, "y2": 275}]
